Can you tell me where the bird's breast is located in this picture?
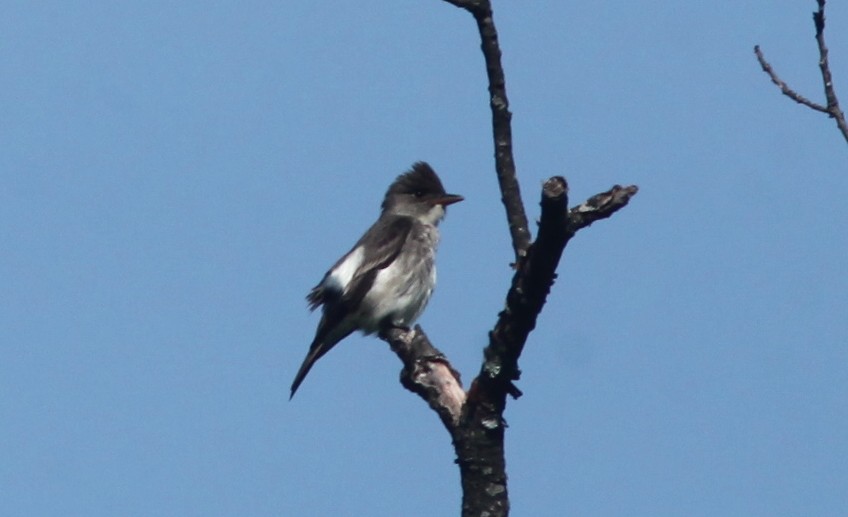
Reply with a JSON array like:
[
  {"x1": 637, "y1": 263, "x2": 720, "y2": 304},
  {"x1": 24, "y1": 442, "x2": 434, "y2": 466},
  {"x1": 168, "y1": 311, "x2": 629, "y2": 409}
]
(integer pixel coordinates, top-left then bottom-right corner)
[{"x1": 360, "y1": 225, "x2": 440, "y2": 332}]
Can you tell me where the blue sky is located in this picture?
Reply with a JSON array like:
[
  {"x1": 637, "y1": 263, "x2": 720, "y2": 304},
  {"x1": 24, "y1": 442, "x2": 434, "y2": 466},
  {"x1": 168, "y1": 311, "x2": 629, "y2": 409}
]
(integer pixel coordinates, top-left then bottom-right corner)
[{"x1": 2, "y1": 1, "x2": 847, "y2": 516}]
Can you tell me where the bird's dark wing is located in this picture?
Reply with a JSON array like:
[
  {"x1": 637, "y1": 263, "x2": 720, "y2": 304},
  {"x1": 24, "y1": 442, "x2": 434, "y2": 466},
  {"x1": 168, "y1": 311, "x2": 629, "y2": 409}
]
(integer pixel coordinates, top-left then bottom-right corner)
[
  {"x1": 306, "y1": 216, "x2": 413, "y2": 311},
  {"x1": 343, "y1": 215, "x2": 413, "y2": 305}
]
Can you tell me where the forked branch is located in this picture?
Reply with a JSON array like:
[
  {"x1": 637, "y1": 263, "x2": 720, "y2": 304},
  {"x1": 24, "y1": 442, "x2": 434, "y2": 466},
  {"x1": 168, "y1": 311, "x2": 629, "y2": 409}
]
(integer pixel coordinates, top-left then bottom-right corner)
[{"x1": 755, "y1": 0, "x2": 848, "y2": 143}]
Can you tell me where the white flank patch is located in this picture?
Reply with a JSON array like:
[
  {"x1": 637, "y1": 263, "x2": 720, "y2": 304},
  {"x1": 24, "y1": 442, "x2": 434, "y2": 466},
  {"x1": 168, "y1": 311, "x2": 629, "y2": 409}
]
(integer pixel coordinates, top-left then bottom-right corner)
[{"x1": 325, "y1": 246, "x2": 364, "y2": 292}]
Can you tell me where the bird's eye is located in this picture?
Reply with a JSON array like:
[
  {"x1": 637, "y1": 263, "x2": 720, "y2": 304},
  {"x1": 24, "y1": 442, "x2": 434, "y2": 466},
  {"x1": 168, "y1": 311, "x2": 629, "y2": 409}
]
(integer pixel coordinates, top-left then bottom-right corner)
[{"x1": 413, "y1": 190, "x2": 424, "y2": 198}]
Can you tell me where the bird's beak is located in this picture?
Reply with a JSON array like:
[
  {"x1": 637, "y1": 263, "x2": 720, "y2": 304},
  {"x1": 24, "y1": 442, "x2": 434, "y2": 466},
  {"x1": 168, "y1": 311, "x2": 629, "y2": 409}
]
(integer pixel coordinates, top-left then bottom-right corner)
[{"x1": 432, "y1": 194, "x2": 464, "y2": 207}]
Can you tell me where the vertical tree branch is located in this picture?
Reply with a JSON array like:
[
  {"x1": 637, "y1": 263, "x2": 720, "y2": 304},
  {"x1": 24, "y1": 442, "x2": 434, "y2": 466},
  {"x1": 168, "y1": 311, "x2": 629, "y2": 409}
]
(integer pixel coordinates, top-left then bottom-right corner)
[
  {"x1": 444, "y1": 0, "x2": 532, "y2": 260},
  {"x1": 813, "y1": 0, "x2": 848, "y2": 141},
  {"x1": 472, "y1": 5, "x2": 532, "y2": 259}
]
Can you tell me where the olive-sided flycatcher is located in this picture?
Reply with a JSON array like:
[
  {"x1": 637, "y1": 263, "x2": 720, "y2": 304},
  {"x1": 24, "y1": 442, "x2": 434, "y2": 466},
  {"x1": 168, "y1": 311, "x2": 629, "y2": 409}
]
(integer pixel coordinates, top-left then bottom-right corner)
[{"x1": 290, "y1": 162, "x2": 463, "y2": 398}]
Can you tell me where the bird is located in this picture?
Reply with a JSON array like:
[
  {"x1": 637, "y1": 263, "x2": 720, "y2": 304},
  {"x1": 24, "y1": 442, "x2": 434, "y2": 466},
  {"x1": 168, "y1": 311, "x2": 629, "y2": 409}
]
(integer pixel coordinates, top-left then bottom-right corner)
[{"x1": 290, "y1": 162, "x2": 463, "y2": 399}]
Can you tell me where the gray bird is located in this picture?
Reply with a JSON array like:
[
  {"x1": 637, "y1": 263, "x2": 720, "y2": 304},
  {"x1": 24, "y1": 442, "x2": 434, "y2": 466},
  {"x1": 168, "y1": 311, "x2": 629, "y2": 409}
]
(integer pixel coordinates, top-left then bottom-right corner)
[{"x1": 290, "y1": 162, "x2": 463, "y2": 398}]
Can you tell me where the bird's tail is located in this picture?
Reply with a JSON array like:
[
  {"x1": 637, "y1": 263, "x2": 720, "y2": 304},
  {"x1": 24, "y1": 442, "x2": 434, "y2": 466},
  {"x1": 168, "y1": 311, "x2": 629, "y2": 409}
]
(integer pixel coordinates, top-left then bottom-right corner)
[
  {"x1": 290, "y1": 339, "x2": 336, "y2": 399},
  {"x1": 291, "y1": 311, "x2": 356, "y2": 399}
]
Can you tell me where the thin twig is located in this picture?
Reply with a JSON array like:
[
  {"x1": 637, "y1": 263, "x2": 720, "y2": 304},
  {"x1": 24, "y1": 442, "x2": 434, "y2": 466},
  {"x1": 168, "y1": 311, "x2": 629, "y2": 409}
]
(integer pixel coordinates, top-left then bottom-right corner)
[
  {"x1": 754, "y1": 0, "x2": 848, "y2": 143},
  {"x1": 754, "y1": 45, "x2": 829, "y2": 113}
]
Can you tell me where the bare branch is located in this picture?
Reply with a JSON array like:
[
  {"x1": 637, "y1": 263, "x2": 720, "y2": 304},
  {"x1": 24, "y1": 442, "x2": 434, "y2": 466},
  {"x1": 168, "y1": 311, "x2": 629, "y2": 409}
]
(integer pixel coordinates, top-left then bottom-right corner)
[
  {"x1": 380, "y1": 326, "x2": 465, "y2": 429},
  {"x1": 754, "y1": 0, "x2": 848, "y2": 143},
  {"x1": 813, "y1": 0, "x2": 848, "y2": 141},
  {"x1": 568, "y1": 184, "x2": 640, "y2": 232},
  {"x1": 445, "y1": 0, "x2": 532, "y2": 260},
  {"x1": 481, "y1": 177, "x2": 570, "y2": 395},
  {"x1": 754, "y1": 45, "x2": 829, "y2": 113},
  {"x1": 474, "y1": 179, "x2": 638, "y2": 404}
]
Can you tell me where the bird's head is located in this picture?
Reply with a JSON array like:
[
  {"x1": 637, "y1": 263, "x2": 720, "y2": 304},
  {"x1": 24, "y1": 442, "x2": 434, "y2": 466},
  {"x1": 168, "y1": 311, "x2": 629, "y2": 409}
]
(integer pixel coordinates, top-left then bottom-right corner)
[{"x1": 381, "y1": 162, "x2": 463, "y2": 224}]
